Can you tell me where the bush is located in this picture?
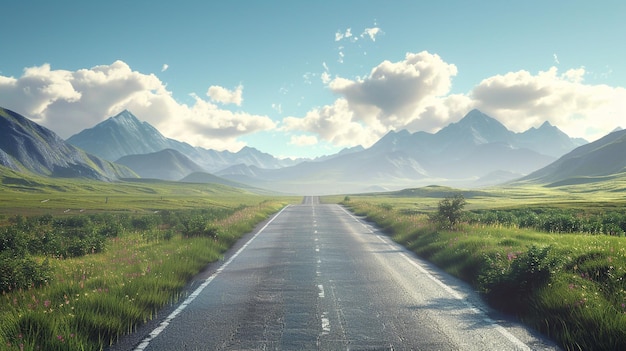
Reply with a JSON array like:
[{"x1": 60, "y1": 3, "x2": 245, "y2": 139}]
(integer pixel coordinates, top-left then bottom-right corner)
[
  {"x1": 0, "y1": 251, "x2": 51, "y2": 292},
  {"x1": 431, "y1": 193, "x2": 466, "y2": 229},
  {"x1": 480, "y1": 245, "x2": 562, "y2": 314}
]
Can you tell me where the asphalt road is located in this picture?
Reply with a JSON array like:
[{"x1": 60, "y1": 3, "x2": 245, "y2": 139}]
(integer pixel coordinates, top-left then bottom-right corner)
[{"x1": 120, "y1": 196, "x2": 559, "y2": 350}]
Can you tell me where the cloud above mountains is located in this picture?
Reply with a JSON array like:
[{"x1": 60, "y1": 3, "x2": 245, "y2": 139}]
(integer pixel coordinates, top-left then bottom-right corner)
[
  {"x1": 471, "y1": 67, "x2": 625, "y2": 138},
  {"x1": 0, "y1": 61, "x2": 274, "y2": 151},
  {"x1": 0, "y1": 53, "x2": 623, "y2": 153},
  {"x1": 284, "y1": 51, "x2": 625, "y2": 148}
]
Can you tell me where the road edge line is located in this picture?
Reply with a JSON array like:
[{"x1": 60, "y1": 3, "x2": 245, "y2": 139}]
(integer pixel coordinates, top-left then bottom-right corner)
[
  {"x1": 339, "y1": 205, "x2": 531, "y2": 350},
  {"x1": 133, "y1": 204, "x2": 290, "y2": 351}
]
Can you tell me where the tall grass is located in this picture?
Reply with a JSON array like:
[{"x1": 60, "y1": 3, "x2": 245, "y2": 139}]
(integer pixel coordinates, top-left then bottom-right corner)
[
  {"x1": 343, "y1": 199, "x2": 626, "y2": 351},
  {"x1": 0, "y1": 200, "x2": 286, "y2": 351}
]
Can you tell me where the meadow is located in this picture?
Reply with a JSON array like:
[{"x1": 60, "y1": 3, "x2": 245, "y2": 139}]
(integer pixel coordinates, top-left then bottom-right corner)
[
  {"x1": 4, "y1": 165, "x2": 626, "y2": 350},
  {"x1": 328, "y1": 181, "x2": 626, "y2": 351},
  {"x1": 0, "y1": 170, "x2": 296, "y2": 350}
]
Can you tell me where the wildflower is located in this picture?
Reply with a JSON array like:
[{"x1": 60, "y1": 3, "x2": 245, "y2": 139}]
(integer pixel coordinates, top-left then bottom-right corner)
[{"x1": 43, "y1": 300, "x2": 51, "y2": 308}]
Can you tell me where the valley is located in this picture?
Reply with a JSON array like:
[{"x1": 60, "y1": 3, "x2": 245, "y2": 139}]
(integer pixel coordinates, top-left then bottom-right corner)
[{"x1": 2, "y1": 105, "x2": 626, "y2": 350}]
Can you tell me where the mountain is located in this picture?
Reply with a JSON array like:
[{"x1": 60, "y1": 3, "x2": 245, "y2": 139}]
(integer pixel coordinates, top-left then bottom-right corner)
[
  {"x1": 216, "y1": 109, "x2": 587, "y2": 194},
  {"x1": 0, "y1": 107, "x2": 136, "y2": 180},
  {"x1": 115, "y1": 149, "x2": 205, "y2": 181},
  {"x1": 520, "y1": 129, "x2": 626, "y2": 186},
  {"x1": 66, "y1": 110, "x2": 198, "y2": 162},
  {"x1": 59, "y1": 108, "x2": 588, "y2": 193},
  {"x1": 516, "y1": 121, "x2": 587, "y2": 158},
  {"x1": 67, "y1": 110, "x2": 302, "y2": 173}
]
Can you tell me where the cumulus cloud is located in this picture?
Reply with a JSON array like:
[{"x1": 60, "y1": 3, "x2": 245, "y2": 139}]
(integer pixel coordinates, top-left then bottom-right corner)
[
  {"x1": 328, "y1": 51, "x2": 459, "y2": 130},
  {"x1": 282, "y1": 98, "x2": 384, "y2": 148},
  {"x1": 284, "y1": 52, "x2": 624, "y2": 148},
  {"x1": 471, "y1": 66, "x2": 626, "y2": 141},
  {"x1": 0, "y1": 61, "x2": 274, "y2": 151},
  {"x1": 161, "y1": 64, "x2": 169, "y2": 72},
  {"x1": 207, "y1": 84, "x2": 243, "y2": 106},
  {"x1": 283, "y1": 51, "x2": 470, "y2": 148}
]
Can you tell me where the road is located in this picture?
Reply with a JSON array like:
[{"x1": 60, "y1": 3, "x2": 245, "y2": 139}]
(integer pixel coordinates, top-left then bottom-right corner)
[{"x1": 121, "y1": 196, "x2": 559, "y2": 350}]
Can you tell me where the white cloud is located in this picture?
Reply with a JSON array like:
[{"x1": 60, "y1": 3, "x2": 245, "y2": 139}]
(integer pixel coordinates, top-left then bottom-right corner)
[
  {"x1": 207, "y1": 84, "x2": 243, "y2": 106},
  {"x1": 285, "y1": 52, "x2": 624, "y2": 149},
  {"x1": 289, "y1": 134, "x2": 318, "y2": 146},
  {"x1": 553, "y1": 54, "x2": 559, "y2": 65},
  {"x1": 335, "y1": 28, "x2": 353, "y2": 42},
  {"x1": 282, "y1": 98, "x2": 384, "y2": 148},
  {"x1": 328, "y1": 51, "x2": 459, "y2": 130},
  {"x1": 321, "y1": 71, "x2": 331, "y2": 85},
  {"x1": 0, "y1": 61, "x2": 275, "y2": 151},
  {"x1": 362, "y1": 27, "x2": 382, "y2": 41},
  {"x1": 471, "y1": 66, "x2": 626, "y2": 141},
  {"x1": 161, "y1": 64, "x2": 169, "y2": 72},
  {"x1": 283, "y1": 51, "x2": 467, "y2": 148}
]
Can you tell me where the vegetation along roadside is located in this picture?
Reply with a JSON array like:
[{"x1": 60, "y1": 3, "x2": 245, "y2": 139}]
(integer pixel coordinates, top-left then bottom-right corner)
[
  {"x1": 337, "y1": 188, "x2": 626, "y2": 351},
  {"x1": 0, "y1": 176, "x2": 292, "y2": 351}
]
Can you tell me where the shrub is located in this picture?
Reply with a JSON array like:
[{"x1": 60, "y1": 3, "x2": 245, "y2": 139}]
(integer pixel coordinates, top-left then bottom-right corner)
[
  {"x1": 480, "y1": 245, "x2": 562, "y2": 314},
  {"x1": 0, "y1": 251, "x2": 51, "y2": 292},
  {"x1": 431, "y1": 193, "x2": 466, "y2": 229}
]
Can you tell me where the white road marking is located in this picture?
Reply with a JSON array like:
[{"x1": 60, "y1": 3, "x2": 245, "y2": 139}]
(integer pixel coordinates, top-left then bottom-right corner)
[
  {"x1": 133, "y1": 205, "x2": 291, "y2": 351},
  {"x1": 339, "y1": 206, "x2": 531, "y2": 351},
  {"x1": 318, "y1": 284, "x2": 325, "y2": 298},
  {"x1": 321, "y1": 312, "x2": 331, "y2": 334}
]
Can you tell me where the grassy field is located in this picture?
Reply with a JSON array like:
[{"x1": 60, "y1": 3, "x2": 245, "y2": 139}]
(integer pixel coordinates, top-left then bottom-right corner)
[
  {"x1": 4, "y1": 164, "x2": 626, "y2": 350},
  {"x1": 0, "y1": 168, "x2": 298, "y2": 350},
  {"x1": 327, "y1": 180, "x2": 626, "y2": 351}
]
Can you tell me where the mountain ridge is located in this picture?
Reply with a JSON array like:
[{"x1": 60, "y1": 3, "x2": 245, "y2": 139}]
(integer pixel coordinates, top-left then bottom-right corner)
[
  {"x1": 66, "y1": 110, "x2": 302, "y2": 172},
  {"x1": 520, "y1": 129, "x2": 626, "y2": 185},
  {"x1": 63, "y1": 108, "x2": 589, "y2": 193},
  {"x1": 6, "y1": 106, "x2": 600, "y2": 194},
  {"x1": 0, "y1": 107, "x2": 137, "y2": 181},
  {"x1": 115, "y1": 149, "x2": 205, "y2": 181}
]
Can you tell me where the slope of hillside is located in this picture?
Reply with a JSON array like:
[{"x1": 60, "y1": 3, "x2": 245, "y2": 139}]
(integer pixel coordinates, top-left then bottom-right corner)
[
  {"x1": 67, "y1": 110, "x2": 303, "y2": 172},
  {"x1": 216, "y1": 109, "x2": 585, "y2": 194},
  {"x1": 66, "y1": 110, "x2": 198, "y2": 162},
  {"x1": 520, "y1": 129, "x2": 626, "y2": 185},
  {"x1": 116, "y1": 149, "x2": 205, "y2": 181},
  {"x1": 57, "y1": 108, "x2": 589, "y2": 193},
  {"x1": 0, "y1": 107, "x2": 136, "y2": 181}
]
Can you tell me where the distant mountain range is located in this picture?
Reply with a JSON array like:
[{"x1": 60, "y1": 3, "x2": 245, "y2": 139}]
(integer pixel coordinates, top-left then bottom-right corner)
[
  {"x1": 6, "y1": 105, "x2": 621, "y2": 195},
  {"x1": 215, "y1": 109, "x2": 588, "y2": 193},
  {"x1": 67, "y1": 110, "x2": 303, "y2": 172},
  {"x1": 519, "y1": 128, "x2": 626, "y2": 186},
  {"x1": 116, "y1": 149, "x2": 205, "y2": 181},
  {"x1": 0, "y1": 107, "x2": 136, "y2": 181}
]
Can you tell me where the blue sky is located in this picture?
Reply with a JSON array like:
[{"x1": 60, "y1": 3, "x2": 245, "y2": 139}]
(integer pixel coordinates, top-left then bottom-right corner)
[{"x1": 1, "y1": 0, "x2": 625, "y2": 158}]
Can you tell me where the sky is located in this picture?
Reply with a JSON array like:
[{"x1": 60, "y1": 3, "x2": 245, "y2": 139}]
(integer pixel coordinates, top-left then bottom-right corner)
[{"x1": 1, "y1": 1, "x2": 625, "y2": 159}]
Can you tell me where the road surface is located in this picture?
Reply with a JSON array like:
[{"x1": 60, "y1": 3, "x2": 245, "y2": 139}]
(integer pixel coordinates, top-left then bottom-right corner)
[{"x1": 118, "y1": 196, "x2": 559, "y2": 350}]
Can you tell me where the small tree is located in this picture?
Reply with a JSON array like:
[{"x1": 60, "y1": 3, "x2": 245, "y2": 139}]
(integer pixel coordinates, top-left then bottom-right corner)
[{"x1": 433, "y1": 193, "x2": 466, "y2": 229}]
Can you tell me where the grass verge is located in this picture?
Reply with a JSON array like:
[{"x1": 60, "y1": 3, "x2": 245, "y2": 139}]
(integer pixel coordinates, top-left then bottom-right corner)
[
  {"x1": 342, "y1": 198, "x2": 626, "y2": 351},
  {"x1": 0, "y1": 200, "x2": 286, "y2": 351}
]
